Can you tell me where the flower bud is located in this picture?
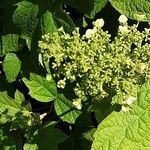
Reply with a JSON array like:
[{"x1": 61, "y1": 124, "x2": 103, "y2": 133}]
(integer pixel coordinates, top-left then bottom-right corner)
[
  {"x1": 118, "y1": 15, "x2": 128, "y2": 25},
  {"x1": 72, "y1": 98, "x2": 82, "y2": 110},
  {"x1": 93, "y1": 19, "x2": 104, "y2": 28}
]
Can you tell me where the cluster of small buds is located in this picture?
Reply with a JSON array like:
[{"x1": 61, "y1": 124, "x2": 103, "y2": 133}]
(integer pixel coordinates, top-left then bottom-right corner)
[
  {"x1": 93, "y1": 19, "x2": 104, "y2": 28},
  {"x1": 38, "y1": 15, "x2": 150, "y2": 106},
  {"x1": 85, "y1": 18, "x2": 104, "y2": 39},
  {"x1": 118, "y1": 15, "x2": 129, "y2": 34},
  {"x1": 57, "y1": 78, "x2": 66, "y2": 89},
  {"x1": 72, "y1": 98, "x2": 82, "y2": 110}
]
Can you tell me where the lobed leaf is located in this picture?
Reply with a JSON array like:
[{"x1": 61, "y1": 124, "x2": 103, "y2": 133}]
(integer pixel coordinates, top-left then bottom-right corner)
[
  {"x1": 13, "y1": 1, "x2": 39, "y2": 38},
  {"x1": 91, "y1": 80, "x2": 150, "y2": 150},
  {"x1": 109, "y1": 0, "x2": 150, "y2": 21},
  {"x1": 23, "y1": 73, "x2": 57, "y2": 102}
]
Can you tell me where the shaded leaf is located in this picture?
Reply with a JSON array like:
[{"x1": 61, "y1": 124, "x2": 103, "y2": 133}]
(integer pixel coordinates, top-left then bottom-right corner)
[
  {"x1": 53, "y1": 9, "x2": 75, "y2": 33},
  {"x1": 13, "y1": 1, "x2": 39, "y2": 38},
  {"x1": 54, "y1": 94, "x2": 81, "y2": 124},
  {"x1": 63, "y1": 0, "x2": 108, "y2": 18},
  {"x1": 24, "y1": 121, "x2": 68, "y2": 150},
  {"x1": 0, "y1": 34, "x2": 19, "y2": 57}
]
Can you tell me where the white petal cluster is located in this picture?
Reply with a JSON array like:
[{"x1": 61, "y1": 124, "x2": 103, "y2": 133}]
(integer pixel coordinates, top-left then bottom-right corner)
[
  {"x1": 93, "y1": 19, "x2": 104, "y2": 28},
  {"x1": 85, "y1": 28, "x2": 96, "y2": 38},
  {"x1": 57, "y1": 78, "x2": 66, "y2": 89},
  {"x1": 119, "y1": 25, "x2": 129, "y2": 34},
  {"x1": 72, "y1": 98, "x2": 82, "y2": 110},
  {"x1": 118, "y1": 15, "x2": 128, "y2": 25},
  {"x1": 126, "y1": 96, "x2": 137, "y2": 105}
]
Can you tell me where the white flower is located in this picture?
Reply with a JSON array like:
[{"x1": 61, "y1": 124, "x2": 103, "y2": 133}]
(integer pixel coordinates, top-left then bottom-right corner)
[
  {"x1": 93, "y1": 19, "x2": 104, "y2": 28},
  {"x1": 121, "y1": 105, "x2": 131, "y2": 112},
  {"x1": 119, "y1": 25, "x2": 129, "y2": 34},
  {"x1": 57, "y1": 78, "x2": 66, "y2": 89},
  {"x1": 118, "y1": 15, "x2": 128, "y2": 25},
  {"x1": 126, "y1": 96, "x2": 137, "y2": 105},
  {"x1": 38, "y1": 53, "x2": 44, "y2": 67},
  {"x1": 85, "y1": 29, "x2": 96, "y2": 38},
  {"x1": 72, "y1": 99, "x2": 82, "y2": 110}
]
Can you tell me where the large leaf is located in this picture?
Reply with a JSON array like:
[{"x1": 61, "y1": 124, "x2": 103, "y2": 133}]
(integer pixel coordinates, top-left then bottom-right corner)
[
  {"x1": 54, "y1": 94, "x2": 81, "y2": 124},
  {"x1": 109, "y1": 0, "x2": 150, "y2": 21},
  {"x1": 24, "y1": 121, "x2": 68, "y2": 150},
  {"x1": 63, "y1": 0, "x2": 108, "y2": 18},
  {"x1": 23, "y1": 73, "x2": 57, "y2": 102},
  {"x1": 0, "y1": 34, "x2": 19, "y2": 56},
  {"x1": 13, "y1": 1, "x2": 39, "y2": 38},
  {"x1": 91, "y1": 80, "x2": 150, "y2": 150},
  {"x1": 3, "y1": 53, "x2": 21, "y2": 83}
]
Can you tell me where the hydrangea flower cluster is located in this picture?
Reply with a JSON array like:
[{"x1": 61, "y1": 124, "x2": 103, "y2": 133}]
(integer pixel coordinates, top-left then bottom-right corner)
[{"x1": 38, "y1": 16, "x2": 150, "y2": 105}]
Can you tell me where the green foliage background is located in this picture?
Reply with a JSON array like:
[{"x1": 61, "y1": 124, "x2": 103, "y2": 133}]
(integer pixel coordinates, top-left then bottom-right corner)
[{"x1": 0, "y1": 0, "x2": 150, "y2": 150}]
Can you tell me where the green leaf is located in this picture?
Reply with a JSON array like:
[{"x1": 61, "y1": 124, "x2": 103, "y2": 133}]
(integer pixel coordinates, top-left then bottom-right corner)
[
  {"x1": 13, "y1": 1, "x2": 39, "y2": 38},
  {"x1": 0, "y1": 34, "x2": 19, "y2": 56},
  {"x1": 24, "y1": 121, "x2": 68, "y2": 150},
  {"x1": 53, "y1": 10, "x2": 75, "y2": 33},
  {"x1": 15, "y1": 90, "x2": 32, "y2": 111},
  {"x1": 91, "y1": 80, "x2": 150, "y2": 150},
  {"x1": 85, "y1": 0, "x2": 108, "y2": 18},
  {"x1": 54, "y1": 94, "x2": 81, "y2": 124},
  {"x1": 92, "y1": 99, "x2": 112, "y2": 123},
  {"x1": 0, "y1": 92, "x2": 28, "y2": 124},
  {"x1": 109, "y1": 0, "x2": 150, "y2": 21},
  {"x1": 23, "y1": 73, "x2": 57, "y2": 102},
  {"x1": 41, "y1": 10, "x2": 57, "y2": 35},
  {"x1": 3, "y1": 53, "x2": 21, "y2": 83},
  {"x1": 63, "y1": 0, "x2": 108, "y2": 18}
]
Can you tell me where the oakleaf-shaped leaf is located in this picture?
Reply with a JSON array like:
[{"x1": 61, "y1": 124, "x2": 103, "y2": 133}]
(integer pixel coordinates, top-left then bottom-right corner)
[
  {"x1": 91, "y1": 80, "x2": 150, "y2": 150},
  {"x1": 13, "y1": 1, "x2": 39, "y2": 38},
  {"x1": 3, "y1": 53, "x2": 21, "y2": 83},
  {"x1": 24, "y1": 121, "x2": 68, "y2": 150},
  {"x1": 54, "y1": 94, "x2": 81, "y2": 124},
  {"x1": 109, "y1": 0, "x2": 150, "y2": 21},
  {"x1": 23, "y1": 73, "x2": 57, "y2": 102}
]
